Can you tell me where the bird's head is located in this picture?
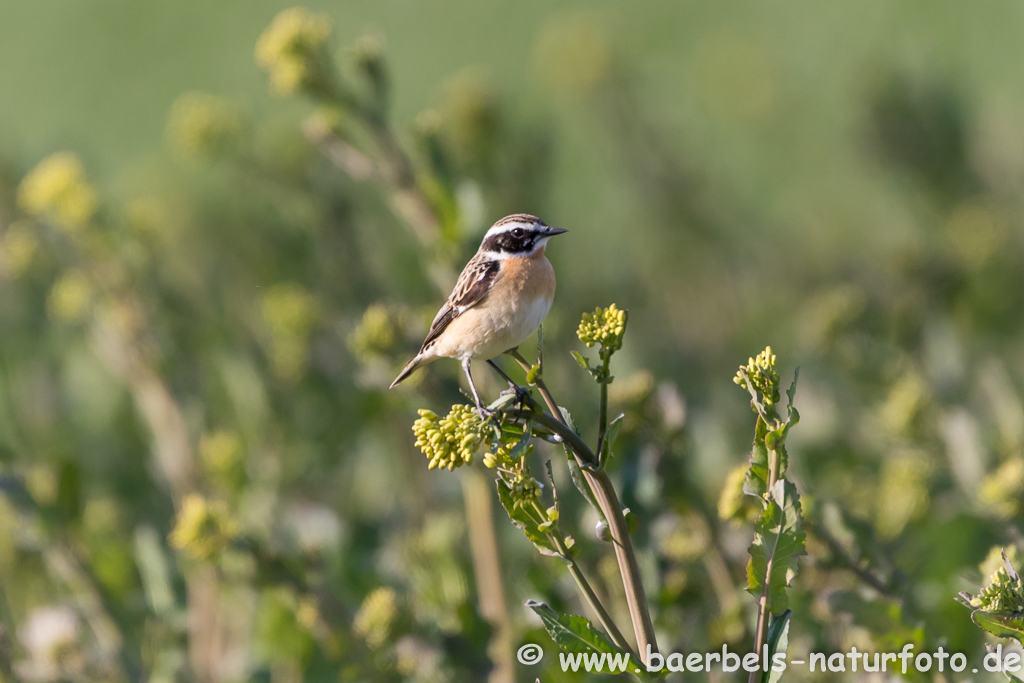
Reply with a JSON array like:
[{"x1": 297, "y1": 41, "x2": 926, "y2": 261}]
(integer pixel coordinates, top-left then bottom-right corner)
[{"x1": 478, "y1": 214, "x2": 567, "y2": 258}]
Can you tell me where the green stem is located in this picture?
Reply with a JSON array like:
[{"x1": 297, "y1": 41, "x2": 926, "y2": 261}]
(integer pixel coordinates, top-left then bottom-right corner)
[
  {"x1": 507, "y1": 350, "x2": 659, "y2": 663},
  {"x1": 596, "y1": 353, "x2": 610, "y2": 460},
  {"x1": 525, "y1": 500, "x2": 635, "y2": 658},
  {"x1": 749, "y1": 446, "x2": 781, "y2": 683}
]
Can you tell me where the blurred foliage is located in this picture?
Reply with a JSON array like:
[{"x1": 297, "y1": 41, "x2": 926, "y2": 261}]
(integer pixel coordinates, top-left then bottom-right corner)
[{"x1": 1, "y1": 3, "x2": 1024, "y2": 682}]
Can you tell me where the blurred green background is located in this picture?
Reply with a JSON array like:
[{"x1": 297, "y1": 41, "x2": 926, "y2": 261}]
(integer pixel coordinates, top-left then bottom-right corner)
[{"x1": 3, "y1": 1, "x2": 1024, "y2": 681}]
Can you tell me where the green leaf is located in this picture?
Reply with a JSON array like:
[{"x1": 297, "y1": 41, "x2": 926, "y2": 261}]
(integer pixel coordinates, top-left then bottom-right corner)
[
  {"x1": 507, "y1": 423, "x2": 533, "y2": 460},
  {"x1": 496, "y1": 480, "x2": 561, "y2": 559},
  {"x1": 599, "y1": 413, "x2": 624, "y2": 467},
  {"x1": 743, "y1": 417, "x2": 770, "y2": 498},
  {"x1": 785, "y1": 369, "x2": 800, "y2": 428},
  {"x1": 763, "y1": 610, "x2": 792, "y2": 683},
  {"x1": 972, "y1": 611, "x2": 1024, "y2": 642},
  {"x1": 570, "y1": 350, "x2": 591, "y2": 372},
  {"x1": 487, "y1": 392, "x2": 518, "y2": 412},
  {"x1": 526, "y1": 600, "x2": 625, "y2": 656},
  {"x1": 747, "y1": 480, "x2": 806, "y2": 614},
  {"x1": 557, "y1": 406, "x2": 606, "y2": 524},
  {"x1": 526, "y1": 364, "x2": 541, "y2": 384}
]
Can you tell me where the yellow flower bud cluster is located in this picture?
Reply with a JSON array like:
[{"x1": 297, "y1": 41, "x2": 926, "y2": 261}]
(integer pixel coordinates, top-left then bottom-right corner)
[
  {"x1": 166, "y1": 92, "x2": 242, "y2": 157},
  {"x1": 353, "y1": 587, "x2": 399, "y2": 649},
  {"x1": 576, "y1": 303, "x2": 627, "y2": 355},
  {"x1": 733, "y1": 346, "x2": 780, "y2": 407},
  {"x1": 47, "y1": 269, "x2": 93, "y2": 322},
  {"x1": 412, "y1": 405, "x2": 488, "y2": 471},
  {"x1": 970, "y1": 565, "x2": 1024, "y2": 616},
  {"x1": 255, "y1": 8, "x2": 332, "y2": 95},
  {"x1": 169, "y1": 494, "x2": 238, "y2": 562},
  {"x1": 510, "y1": 473, "x2": 541, "y2": 508},
  {"x1": 17, "y1": 152, "x2": 98, "y2": 231},
  {"x1": 481, "y1": 439, "x2": 534, "y2": 469}
]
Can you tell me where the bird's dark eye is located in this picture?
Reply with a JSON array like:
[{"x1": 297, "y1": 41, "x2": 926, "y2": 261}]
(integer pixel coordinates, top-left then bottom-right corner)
[{"x1": 511, "y1": 228, "x2": 525, "y2": 238}]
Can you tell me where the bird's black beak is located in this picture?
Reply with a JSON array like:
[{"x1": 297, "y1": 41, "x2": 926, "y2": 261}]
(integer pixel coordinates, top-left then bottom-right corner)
[{"x1": 542, "y1": 226, "x2": 568, "y2": 236}]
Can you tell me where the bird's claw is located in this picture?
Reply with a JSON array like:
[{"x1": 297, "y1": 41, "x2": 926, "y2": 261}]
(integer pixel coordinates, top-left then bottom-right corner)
[{"x1": 499, "y1": 383, "x2": 531, "y2": 412}]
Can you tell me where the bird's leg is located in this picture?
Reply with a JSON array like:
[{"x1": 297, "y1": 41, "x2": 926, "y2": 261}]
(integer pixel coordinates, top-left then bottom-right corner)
[
  {"x1": 487, "y1": 359, "x2": 518, "y2": 390},
  {"x1": 461, "y1": 357, "x2": 487, "y2": 416}
]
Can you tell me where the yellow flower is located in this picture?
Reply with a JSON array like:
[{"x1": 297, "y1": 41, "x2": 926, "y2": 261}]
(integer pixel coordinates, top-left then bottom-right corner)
[
  {"x1": 733, "y1": 346, "x2": 780, "y2": 408},
  {"x1": 47, "y1": 270, "x2": 93, "y2": 322},
  {"x1": 169, "y1": 494, "x2": 238, "y2": 561},
  {"x1": 353, "y1": 587, "x2": 398, "y2": 649},
  {"x1": 166, "y1": 92, "x2": 242, "y2": 157},
  {"x1": 412, "y1": 406, "x2": 483, "y2": 471},
  {"x1": 17, "y1": 153, "x2": 98, "y2": 231},
  {"x1": 577, "y1": 303, "x2": 628, "y2": 355},
  {"x1": 255, "y1": 8, "x2": 332, "y2": 95},
  {"x1": 0, "y1": 221, "x2": 39, "y2": 277}
]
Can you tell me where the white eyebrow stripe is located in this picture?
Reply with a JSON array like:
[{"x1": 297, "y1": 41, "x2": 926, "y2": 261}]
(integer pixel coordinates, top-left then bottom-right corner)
[{"x1": 484, "y1": 221, "x2": 534, "y2": 237}]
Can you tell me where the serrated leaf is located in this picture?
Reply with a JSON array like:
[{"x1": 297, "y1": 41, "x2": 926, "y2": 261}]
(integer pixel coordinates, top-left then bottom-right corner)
[
  {"x1": 526, "y1": 600, "x2": 624, "y2": 656},
  {"x1": 763, "y1": 610, "x2": 792, "y2": 683},
  {"x1": 747, "y1": 480, "x2": 805, "y2": 614},
  {"x1": 496, "y1": 481, "x2": 562, "y2": 559},
  {"x1": 972, "y1": 611, "x2": 1024, "y2": 642}
]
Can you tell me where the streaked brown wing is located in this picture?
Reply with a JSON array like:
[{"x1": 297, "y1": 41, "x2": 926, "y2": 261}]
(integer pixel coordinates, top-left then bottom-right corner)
[{"x1": 420, "y1": 255, "x2": 500, "y2": 352}]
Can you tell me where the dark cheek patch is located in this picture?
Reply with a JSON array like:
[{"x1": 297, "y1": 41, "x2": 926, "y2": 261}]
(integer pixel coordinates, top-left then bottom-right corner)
[{"x1": 482, "y1": 232, "x2": 535, "y2": 253}]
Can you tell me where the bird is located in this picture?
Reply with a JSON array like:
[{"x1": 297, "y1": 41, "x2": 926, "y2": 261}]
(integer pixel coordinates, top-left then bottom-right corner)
[{"x1": 390, "y1": 213, "x2": 567, "y2": 411}]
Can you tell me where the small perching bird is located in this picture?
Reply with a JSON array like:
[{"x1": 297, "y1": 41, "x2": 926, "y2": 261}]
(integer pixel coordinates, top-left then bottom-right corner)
[{"x1": 390, "y1": 214, "x2": 567, "y2": 410}]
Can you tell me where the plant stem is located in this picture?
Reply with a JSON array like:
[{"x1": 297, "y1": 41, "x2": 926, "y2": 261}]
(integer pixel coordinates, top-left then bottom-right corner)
[
  {"x1": 749, "y1": 445, "x2": 781, "y2": 683},
  {"x1": 526, "y1": 500, "x2": 636, "y2": 659},
  {"x1": 463, "y1": 471, "x2": 514, "y2": 683},
  {"x1": 596, "y1": 354, "x2": 610, "y2": 460},
  {"x1": 507, "y1": 350, "x2": 659, "y2": 664}
]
